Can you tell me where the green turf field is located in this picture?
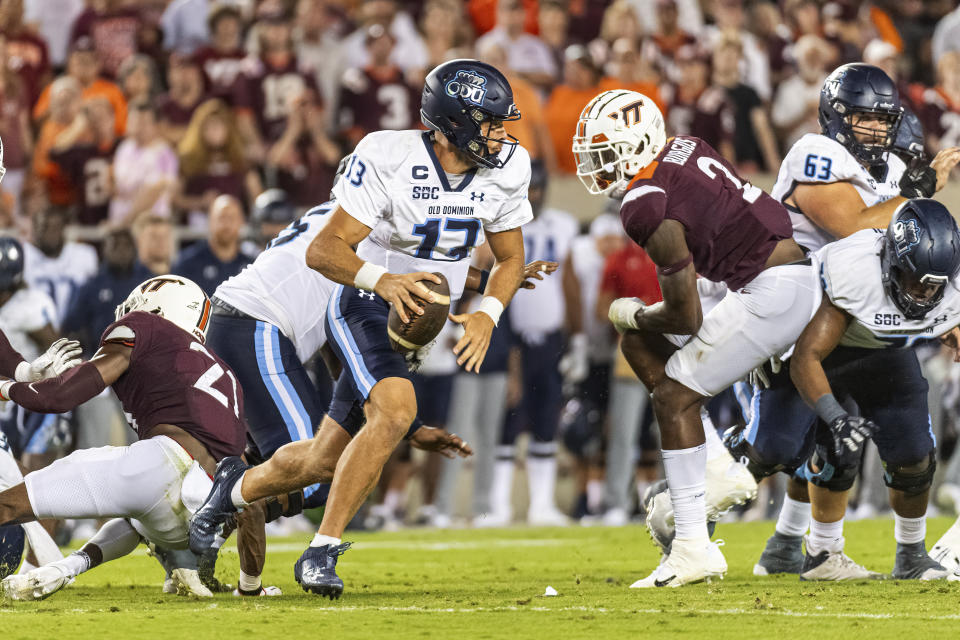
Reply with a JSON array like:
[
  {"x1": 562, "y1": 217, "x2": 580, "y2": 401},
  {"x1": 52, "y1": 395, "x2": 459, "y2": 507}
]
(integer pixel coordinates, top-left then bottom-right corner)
[{"x1": 4, "y1": 518, "x2": 960, "y2": 639}]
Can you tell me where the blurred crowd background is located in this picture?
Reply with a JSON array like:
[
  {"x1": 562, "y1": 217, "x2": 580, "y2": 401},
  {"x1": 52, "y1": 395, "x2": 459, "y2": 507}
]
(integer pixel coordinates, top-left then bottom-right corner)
[{"x1": 3, "y1": 0, "x2": 960, "y2": 537}]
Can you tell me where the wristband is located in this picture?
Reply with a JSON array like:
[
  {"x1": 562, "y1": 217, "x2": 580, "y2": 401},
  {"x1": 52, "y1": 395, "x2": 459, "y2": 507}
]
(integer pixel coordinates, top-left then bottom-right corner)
[
  {"x1": 814, "y1": 393, "x2": 847, "y2": 425},
  {"x1": 354, "y1": 262, "x2": 388, "y2": 291},
  {"x1": 14, "y1": 360, "x2": 31, "y2": 383},
  {"x1": 0, "y1": 380, "x2": 13, "y2": 402},
  {"x1": 476, "y1": 296, "x2": 504, "y2": 326}
]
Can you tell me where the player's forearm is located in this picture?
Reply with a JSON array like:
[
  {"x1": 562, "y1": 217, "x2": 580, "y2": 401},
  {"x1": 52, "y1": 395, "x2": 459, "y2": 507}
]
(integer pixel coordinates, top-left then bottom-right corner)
[
  {"x1": 485, "y1": 253, "x2": 524, "y2": 307},
  {"x1": 790, "y1": 353, "x2": 833, "y2": 410},
  {"x1": 0, "y1": 331, "x2": 25, "y2": 380},
  {"x1": 561, "y1": 258, "x2": 584, "y2": 334},
  {"x1": 306, "y1": 233, "x2": 367, "y2": 287},
  {"x1": 857, "y1": 196, "x2": 906, "y2": 234},
  {"x1": 0, "y1": 361, "x2": 106, "y2": 413}
]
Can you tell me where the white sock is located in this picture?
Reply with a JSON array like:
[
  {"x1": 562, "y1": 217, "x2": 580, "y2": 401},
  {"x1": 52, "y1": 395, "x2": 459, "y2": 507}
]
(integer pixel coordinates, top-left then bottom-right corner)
[
  {"x1": 701, "y1": 410, "x2": 728, "y2": 462},
  {"x1": 309, "y1": 533, "x2": 342, "y2": 548},
  {"x1": 238, "y1": 570, "x2": 262, "y2": 592},
  {"x1": 807, "y1": 518, "x2": 844, "y2": 555},
  {"x1": 490, "y1": 458, "x2": 514, "y2": 518},
  {"x1": 662, "y1": 444, "x2": 708, "y2": 540},
  {"x1": 231, "y1": 475, "x2": 249, "y2": 508},
  {"x1": 894, "y1": 513, "x2": 926, "y2": 545},
  {"x1": 774, "y1": 496, "x2": 811, "y2": 537},
  {"x1": 382, "y1": 488, "x2": 403, "y2": 516},
  {"x1": 586, "y1": 479, "x2": 604, "y2": 514},
  {"x1": 526, "y1": 455, "x2": 558, "y2": 514},
  {"x1": 50, "y1": 551, "x2": 91, "y2": 578}
]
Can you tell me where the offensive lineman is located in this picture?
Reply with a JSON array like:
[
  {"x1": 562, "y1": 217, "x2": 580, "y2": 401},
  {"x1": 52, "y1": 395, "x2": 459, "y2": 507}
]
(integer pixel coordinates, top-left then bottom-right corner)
[{"x1": 190, "y1": 59, "x2": 533, "y2": 599}]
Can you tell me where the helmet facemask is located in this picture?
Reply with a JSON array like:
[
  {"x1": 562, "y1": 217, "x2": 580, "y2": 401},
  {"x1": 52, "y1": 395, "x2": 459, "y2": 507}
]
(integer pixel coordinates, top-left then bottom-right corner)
[
  {"x1": 885, "y1": 261, "x2": 947, "y2": 320},
  {"x1": 437, "y1": 103, "x2": 521, "y2": 169},
  {"x1": 827, "y1": 101, "x2": 902, "y2": 167}
]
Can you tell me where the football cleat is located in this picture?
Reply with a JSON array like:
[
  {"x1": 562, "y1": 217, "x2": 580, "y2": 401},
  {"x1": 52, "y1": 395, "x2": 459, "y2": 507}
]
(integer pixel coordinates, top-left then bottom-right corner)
[
  {"x1": 753, "y1": 532, "x2": 805, "y2": 576},
  {"x1": 294, "y1": 542, "x2": 352, "y2": 599},
  {"x1": 198, "y1": 546, "x2": 234, "y2": 593},
  {"x1": 189, "y1": 456, "x2": 249, "y2": 556},
  {"x1": 1, "y1": 564, "x2": 72, "y2": 601},
  {"x1": 528, "y1": 507, "x2": 570, "y2": 527},
  {"x1": 800, "y1": 541, "x2": 883, "y2": 581},
  {"x1": 629, "y1": 538, "x2": 727, "y2": 588},
  {"x1": 233, "y1": 585, "x2": 283, "y2": 596},
  {"x1": 168, "y1": 568, "x2": 213, "y2": 597},
  {"x1": 929, "y1": 516, "x2": 960, "y2": 572},
  {"x1": 892, "y1": 541, "x2": 960, "y2": 580}
]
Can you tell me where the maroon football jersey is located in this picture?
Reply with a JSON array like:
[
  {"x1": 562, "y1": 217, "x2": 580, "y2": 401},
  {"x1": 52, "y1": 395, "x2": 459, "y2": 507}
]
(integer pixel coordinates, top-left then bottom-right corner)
[
  {"x1": 666, "y1": 86, "x2": 734, "y2": 152},
  {"x1": 619, "y1": 136, "x2": 792, "y2": 290},
  {"x1": 50, "y1": 141, "x2": 117, "y2": 226},
  {"x1": 338, "y1": 67, "x2": 420, "y2": 140},
  {"x1": 919, "y1": 87, "x2": 960, "y2": 150},
  {"x1": 3, "y1": 31, "x2": 50, "y2": 106},
  {"x1": 100, "y1": 311, "x2": 246, "y2": 461},
  {"x1": 193, "y1": 47, "x2": 246, "y2": 97},
  {"x1": 232, "y1": 55, "x2": 320, "y2": 143},
  {"x1": 70, "y1": 8, "x2": 141, "y2": 79}
]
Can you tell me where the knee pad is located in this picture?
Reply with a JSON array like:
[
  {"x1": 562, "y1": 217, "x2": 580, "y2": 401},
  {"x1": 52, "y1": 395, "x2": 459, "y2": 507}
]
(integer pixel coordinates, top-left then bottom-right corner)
[
  {"x1": 264, "y1": 491, "x2": 305, "y2": 523},
  {"x1": 723, "y1": 428, "x2": 784, "y2": 481},
  {"x1": 804, "y1": 450, "x2": 858, "y2": 492},
  {"x1": 883, "y1": 451, "x2": 936, "y2": 497}
]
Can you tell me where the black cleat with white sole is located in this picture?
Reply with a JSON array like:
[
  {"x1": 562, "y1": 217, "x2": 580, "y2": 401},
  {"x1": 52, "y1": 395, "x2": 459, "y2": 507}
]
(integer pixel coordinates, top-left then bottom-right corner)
[
  {"x1": 188, "y1": 456, "x2": 249, "y2": 556},
  {"x1": 893, "y1": 541, "x2": 959, "y2": 580},
  {"x1": 294, "y1": 542, "x2": 353, "y2": 599},
  {"x1": 753, "y1": 532, "x2": 804, "y2": 576}
]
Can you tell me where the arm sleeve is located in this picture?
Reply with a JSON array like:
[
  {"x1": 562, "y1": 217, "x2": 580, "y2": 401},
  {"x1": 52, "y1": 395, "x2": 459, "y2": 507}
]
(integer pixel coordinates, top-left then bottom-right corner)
[
  {"x1": 330, "y1": 134, "x2": 391, "y2": 229},
  {"x1": 618, "y1": 186, "x2": 668, "y2": 247},
  {"x1": 0, "y1": 331, "x2": 26, "y2": 379},
  {"x1": 7, "y1": 361, "x2": 106, "y2": 413}
]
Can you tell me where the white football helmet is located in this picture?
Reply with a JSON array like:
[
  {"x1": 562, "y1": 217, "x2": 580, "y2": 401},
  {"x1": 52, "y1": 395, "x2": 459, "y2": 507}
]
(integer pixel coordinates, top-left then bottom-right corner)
[
  {"x1": 572, "y1": 90, "x2": 666, "y2": 196},
  {"x1": 115, "y1": 275, "x2": 211, "y2": 342}
]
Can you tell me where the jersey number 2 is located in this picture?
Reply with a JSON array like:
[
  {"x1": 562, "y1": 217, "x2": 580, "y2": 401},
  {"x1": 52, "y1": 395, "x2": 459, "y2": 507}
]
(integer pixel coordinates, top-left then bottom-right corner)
[
  {"x1": 697, "y1": 157, "x2": 762, "y2": 203},
  {"x1": 190, "y1": 342, "x2": 239, "y2": 418}
]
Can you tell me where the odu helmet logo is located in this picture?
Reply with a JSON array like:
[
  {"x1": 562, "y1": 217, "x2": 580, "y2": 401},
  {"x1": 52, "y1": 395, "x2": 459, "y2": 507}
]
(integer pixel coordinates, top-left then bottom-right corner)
[
  {"x1": 892, "y1": 219, "x2": 921, "y2": 257},
  {"x1": 445, "y1": 70, "x2": 487, "y2": 106}
]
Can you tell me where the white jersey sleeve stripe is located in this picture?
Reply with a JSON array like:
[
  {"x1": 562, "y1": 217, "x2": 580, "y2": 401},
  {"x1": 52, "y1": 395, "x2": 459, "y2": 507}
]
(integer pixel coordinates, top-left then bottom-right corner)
[{"x1": 622, "y1": 185, "x2": 666, "y2": 206}]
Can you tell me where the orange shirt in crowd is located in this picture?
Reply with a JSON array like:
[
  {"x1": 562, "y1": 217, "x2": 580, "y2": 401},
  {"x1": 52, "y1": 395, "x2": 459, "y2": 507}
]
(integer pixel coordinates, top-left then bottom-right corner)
[
  {"x1": 598, "y1": 78, "x2": 668, "y2": 119},
  {"x1": 504, "y1": 72, "x2": 546, "y2": 160},
  {"x1": 31, "y1": 119, "x2": 75, "y2": 206},
  {"x1": 468, "y1": 0, "x2": 540, "y2": 37},
  {"x1": 32, "y1": 78, "x2": 127, "y2": 136},
  {"x1": 544, "y1": 84, "x2": 601, "y2": 174}
]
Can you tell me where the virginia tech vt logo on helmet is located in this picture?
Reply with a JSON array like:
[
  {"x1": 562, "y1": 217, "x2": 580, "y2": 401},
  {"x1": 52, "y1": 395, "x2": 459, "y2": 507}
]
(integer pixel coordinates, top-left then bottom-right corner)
[
  {"x1": 893, "y1": 219, "x2": 921, "y2": 257},
  {"x1": 445, "y1": 70, "x2": 487, "y2": 106}
]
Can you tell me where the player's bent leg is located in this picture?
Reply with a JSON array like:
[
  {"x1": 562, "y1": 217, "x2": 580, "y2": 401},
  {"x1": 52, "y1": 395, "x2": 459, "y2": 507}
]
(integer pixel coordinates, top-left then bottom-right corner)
[{"x1": 0, "y1": 483, "x2": 34, "y2": 527}]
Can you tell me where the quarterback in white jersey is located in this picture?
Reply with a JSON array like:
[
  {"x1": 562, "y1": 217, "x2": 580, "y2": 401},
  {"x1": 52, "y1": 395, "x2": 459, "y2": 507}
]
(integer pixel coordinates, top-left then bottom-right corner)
[{"x1": 189, "y1": 60, "x2": 530, "y2": 599}]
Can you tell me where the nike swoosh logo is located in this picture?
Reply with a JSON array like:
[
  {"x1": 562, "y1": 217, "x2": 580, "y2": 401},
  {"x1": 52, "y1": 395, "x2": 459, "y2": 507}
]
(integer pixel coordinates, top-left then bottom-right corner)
[
  {"x1": 653, "y1": 575, "x2": 677, "y2": 587},
  {"x1": 27, "y1": 383, "x2": 38, "y2": 394}
]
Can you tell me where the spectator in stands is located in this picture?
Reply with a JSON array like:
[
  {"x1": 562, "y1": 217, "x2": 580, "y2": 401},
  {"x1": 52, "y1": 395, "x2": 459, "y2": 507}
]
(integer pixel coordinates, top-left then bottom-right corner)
[
  {"x1": 69, "y1": 0, "x2": 143, "y2": 79},
  {"x1": 0, "y1": 34, "x2": 33, "y2": 215},
  {"x1": 643, "y1": 0, "x2": 697, "y2": 84},
  {"x1": 600, "y1": 37, "x2": 667, "y2": 116},
  {"x1": 630, "y1": 0, "x2": 703, "y2": 37},
  {"x1": 23, "y1": 0, "x2": 84, "y2": 70},
  {"x1": 341, "y1": 0, "x2": 429, "y2": 81},
  {"x1": 33, "y1": 36, "x2": 127, "y2": 138},
  {"x1": 749, "y1": 1, "x2": 792, "y2": 88},
  {"x1": 596, "y1": 0, "x2": 642, "y2": 56},
  {"x1": 536, "y1": 0, "x2": 569, "y2": 75},
  {"x1": 172, "y1": 195, "x2": 251, "y2": 297},
  {"x1": 420, "y1": 0, "x2": 474, "y2": 70},
  {"x1": 116, "y1": 54, "x2": 160, "y2": 108},
  {"x1": 476, "y1": 0, "x2": 557, "y2": 93},
  {"x1": 109, "y1": 101, "x2": 178, "y2": 225},
  {"x1": 920, "y1": 51, "x2": 960, "y2": 153},
  {"x1": 175, "y1": 98, "x2": 262, "y2": 227},
  {"x1": 161, "y1": 0, "x2": 216, "y2": 56},
  {"x1": 478, "y1": 41, "x2": 557, "y2": 172},
  {"x1": 157, "y1": 53, "x2": 208, "y2": 146},
  {"x1": 31, "y1": 77, "x2": 82, "y2": 214},
  {"x1": 339, "y1": 25, "x2": 420, "y2": 148},
  {"x1": 49, "y1": 95, "x2": 118, "y2": 226},
  {"x1": 294, "y1": 0, "x2": 348, "y2": 129},
  {"x1": 545, "y1": 44, "x2": 603, "y2": 174},
  {"x1": 932, "y1": 2, "x2": 960, "y2": 67},
  {"x1": 704, "y1": 0, "x2": 771, "y2": 101},
  {"x1": 711, "y1": 30, "x2": 780, "y2": 173},
  {"x1": 133, "y1": 214, "x2": 174, "y2": 275},
  {"x1": 821, "y1": 0, "x2": 864, "y2": 64},
  {"x1": 192, "y1": 4, "x2": 247, "y2": 99},
  {"x1": 0, "y1": 0, "x2": 51, "y2": 106},
  {"x1": 863, "y1": 38, "x2": 921, "y2": 112},
  {"x1": 23, "y1": 207, "x2": 98, "y2": 326},
  {"x1": 784, "y1": 0, "x2": 822, "y2": 39},
  {"x1": 771, "y1": 34, "x2": 832, "y2": 149},
  {"x1": 666, "y1": 44, "x2": 736, "y2": 163}
]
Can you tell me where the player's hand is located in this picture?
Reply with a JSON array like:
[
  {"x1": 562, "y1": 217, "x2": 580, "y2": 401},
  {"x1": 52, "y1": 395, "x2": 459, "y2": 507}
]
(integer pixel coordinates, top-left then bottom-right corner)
[
  {"x1": 940, "y1": 326, "x2": 960, "y2": 362},
  {"x1": 409, "y1": 425, "x2": 473, "y2": 458},
  {"x1": 931, "y1": 147, "x2": 960, "y2": 192},
  {"x1": 449, "y1": 310, "x2": 495, "y2": 373},
  {"x1": 375, "y1": 272, "x2": 440, "y2": 324},
  {"x1": 20, "y1": 338, "x2": 83, "y2": 382},
  {"x1": 559, "y1": 333, "x2": 589, "y2": 385},
  {"x1": 520, "y1": 260, "x2": 559, "y2": 290},
  {"x1": 608, "y1": 297, "x2": 644, "y2": 333},
  {"x1": 827, "y1": 415, "x2": 877, "y2": 468}
]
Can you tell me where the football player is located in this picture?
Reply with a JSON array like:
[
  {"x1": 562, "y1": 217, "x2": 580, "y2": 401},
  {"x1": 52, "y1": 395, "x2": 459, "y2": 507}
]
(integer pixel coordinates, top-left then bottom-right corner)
[
  {"x1": 0, "y1": 276, "x2": 247, "y2": 600},
  {"x1": 573, "y1": 88, "x2": 815, "y2": 586},
  {"x1": 190, "y1": 59, "x2": 533, "y2": 599}
]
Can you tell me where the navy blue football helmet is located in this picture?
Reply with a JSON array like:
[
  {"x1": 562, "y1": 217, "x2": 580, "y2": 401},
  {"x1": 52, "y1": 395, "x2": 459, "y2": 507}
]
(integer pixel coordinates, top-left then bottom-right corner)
[
  {"x1": 893, "y1": 108, "x2": 926, "y2": 167},
  {"x1": 420, "y1": 59, "x2": 521, "y2": 169},
  {"x1": 0, "y1": 237, "x2": 24, "y2": 292},
  {"x1": 880, "y1": 199, "x2": 960, "y2": 320},
  {"x1": 251, "y1": 189, "x2": 295, "y2": 226},
  {"x1": 819, "y1": 63, "x2": 902, "y2": 167}
]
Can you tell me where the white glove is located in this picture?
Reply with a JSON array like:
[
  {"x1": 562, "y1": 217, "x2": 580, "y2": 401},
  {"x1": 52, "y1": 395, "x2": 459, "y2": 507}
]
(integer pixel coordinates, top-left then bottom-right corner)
[
  {"x1": 608, "y1": 298, "x2": 644, "y2": 333},
  {"x1": 747, "y1": 356, "x2": 782, "y2": 389},
  {"x1": 559, "y1": 333, "x2": 589, "y2": 385},
  {"x1": 16, "y1": 338, "x2": 83, "y2": 382},
  {"x1": 405, "y1": 339, "x2": 436, "y2": 373}
]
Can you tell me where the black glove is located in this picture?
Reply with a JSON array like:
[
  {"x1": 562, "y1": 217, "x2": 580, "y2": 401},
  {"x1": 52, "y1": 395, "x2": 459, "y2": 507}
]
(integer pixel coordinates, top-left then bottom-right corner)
[
  {"x1": 900, "y1": 164, "x2": 937, "y2": 199},
  {"x1": 827, "y1": 415, "x2": 877, "y2": 468}
]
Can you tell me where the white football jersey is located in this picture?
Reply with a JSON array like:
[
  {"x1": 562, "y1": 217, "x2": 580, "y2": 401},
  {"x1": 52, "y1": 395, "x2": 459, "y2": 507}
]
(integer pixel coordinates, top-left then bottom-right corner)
[
  {"x1": 23, "y1": 241, "x2": 98, "y2": 329},
  {"x1": 509, "y1": 208, "x2": 579, "y2": 336},
  {"x1": 0, "y1": 288, "x2": 57, "y2": 362},
  {"x1": 332, "y1": 129, "x2": 533, "y2": 302},
  {"x1": 772, "y1": 133, "x2": 906, "y2": 252},
  {"x1": 215, "y1": 203, "x2": 337, "y2": 364},
  {"x1": 818, "y1": 229, "x2": 960, "y2": 349}
]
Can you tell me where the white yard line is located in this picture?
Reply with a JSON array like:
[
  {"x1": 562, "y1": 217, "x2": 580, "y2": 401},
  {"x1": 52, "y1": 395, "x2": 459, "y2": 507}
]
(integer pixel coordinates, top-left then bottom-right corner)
[{"x1": 128, "y1": 538, "x2": 573, "y2": 556}]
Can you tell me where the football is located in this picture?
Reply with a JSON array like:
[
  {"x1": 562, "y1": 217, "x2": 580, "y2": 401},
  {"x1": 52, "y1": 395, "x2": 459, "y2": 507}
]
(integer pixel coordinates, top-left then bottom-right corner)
[{"x1": 386, "y1": 272, "x2": 451, "y2": 352}]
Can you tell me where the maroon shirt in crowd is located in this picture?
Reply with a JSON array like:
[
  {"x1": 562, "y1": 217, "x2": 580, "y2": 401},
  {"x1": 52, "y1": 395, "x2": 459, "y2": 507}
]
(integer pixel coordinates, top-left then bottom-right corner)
[
  {"x1": 50, "y1": 141, "x2": 117, "y2": 226},
  {"x1": 193, "y1": 46, "x2": 246, "y2": 98},
  {"x1": 100, "y1": 311, "x2": 246, "y2": 461},
  {"x1": 232, "y1": 55, "x2": 320, "y2": 143},
  {"x1": 3, "y1": 30, "x2": 50, "y2": 106},
  {"x1": 339, "y1": 66, "x2": 420, "y2": 140},
  {"x1": 618, "y1": 136, "x2": 792, "y2": 290},
  {"x1": 666, "y1": 86, "x2": 734, "y2": 154},
  {"x1": 70, "y1": 7, "x2": 141, "y2": 79}
]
